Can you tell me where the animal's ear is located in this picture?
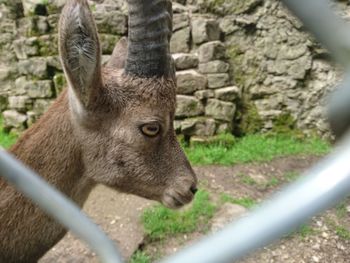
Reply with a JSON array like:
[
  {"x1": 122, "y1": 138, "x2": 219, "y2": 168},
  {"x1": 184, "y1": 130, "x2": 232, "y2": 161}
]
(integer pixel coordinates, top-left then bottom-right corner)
[
  {"x1": 59, "y1": 0, "x2": 102, "y2": 109},
  {"x1": 107, "y1": 37, "x2": 128, "y2": 69}
]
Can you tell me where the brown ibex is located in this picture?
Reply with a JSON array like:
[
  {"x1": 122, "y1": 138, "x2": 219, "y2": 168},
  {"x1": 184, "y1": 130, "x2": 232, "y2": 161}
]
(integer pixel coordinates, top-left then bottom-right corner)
[{"x1": 0, "y1": 0, "x2": 197, "y2": 262}]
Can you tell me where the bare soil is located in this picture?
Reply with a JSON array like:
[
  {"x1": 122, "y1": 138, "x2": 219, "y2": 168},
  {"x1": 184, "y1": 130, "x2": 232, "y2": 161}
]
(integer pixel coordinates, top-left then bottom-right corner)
[{"x1": 40, "y1": 155, "x2": 350, "y2": 263}]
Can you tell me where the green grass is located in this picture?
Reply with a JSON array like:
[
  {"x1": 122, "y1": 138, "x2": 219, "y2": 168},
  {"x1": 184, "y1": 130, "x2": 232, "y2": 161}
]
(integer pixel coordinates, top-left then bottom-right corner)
[
  {"x1": 335, "y1": 225, "x2": 350, "y2": 240},
  {"x1": 141, "y1": 190, "x2": 216, "y2": 240},
  {"x1": 220, "y1": 193, "x2": 256, "y2": 208},
  {"x1": 238, "y1": 173, "x2": 257, "y2": 186},
  {"x1": 0, "y1": 117, "x2": 17, "y2": 149},
  {"x1": 264, "y1": 177, "x2": 280, "y2": 188},
  {"x1": 284, "y1": 171, "x2": 300, "y2": 182},
  {"x1": 183, "y1": 134, "x2": 331, "y2": 165},
  {"x1": 295, "y1": 224, "x2": 318, "y2": 239},
  {"x1": 129, "y1": 251, "x2": 151, "y2": 263},
  {"x1": 335, "y1": 201, "x2": 348, "y2": 219}
]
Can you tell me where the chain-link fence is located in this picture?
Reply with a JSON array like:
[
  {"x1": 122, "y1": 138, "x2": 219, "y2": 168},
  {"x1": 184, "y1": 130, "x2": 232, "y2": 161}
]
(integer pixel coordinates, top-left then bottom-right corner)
[{"x1": 1, "y1": 0, "x2": 350, "y2": 262}]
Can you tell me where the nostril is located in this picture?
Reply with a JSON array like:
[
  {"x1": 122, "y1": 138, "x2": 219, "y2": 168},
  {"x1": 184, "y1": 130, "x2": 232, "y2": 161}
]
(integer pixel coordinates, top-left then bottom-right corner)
[{"x1": 190, "y1": 185, "x2": 198, "y2": 194}]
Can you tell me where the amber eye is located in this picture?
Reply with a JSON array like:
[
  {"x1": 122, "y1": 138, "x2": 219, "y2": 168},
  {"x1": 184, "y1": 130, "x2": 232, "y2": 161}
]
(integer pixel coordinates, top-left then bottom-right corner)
[{"x1": 140, "y1": 123, "x2": 161, "y2": 137}]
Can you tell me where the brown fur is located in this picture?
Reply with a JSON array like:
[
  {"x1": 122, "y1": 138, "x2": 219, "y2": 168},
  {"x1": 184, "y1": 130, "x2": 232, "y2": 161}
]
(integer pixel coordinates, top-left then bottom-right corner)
[{"x1": 0, "y1": 1, "x2": 197, "y2": 262}]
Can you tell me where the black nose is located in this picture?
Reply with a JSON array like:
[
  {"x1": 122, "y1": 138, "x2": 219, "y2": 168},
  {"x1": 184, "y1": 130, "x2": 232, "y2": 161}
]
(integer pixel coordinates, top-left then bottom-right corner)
[{"x1": 190, "y1": 185, "x2": 198, "y2": 194}]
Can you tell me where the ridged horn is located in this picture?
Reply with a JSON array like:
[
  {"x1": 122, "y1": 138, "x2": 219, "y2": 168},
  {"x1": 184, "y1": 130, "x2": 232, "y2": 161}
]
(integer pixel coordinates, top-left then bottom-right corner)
[{"x1": 125, "y1": 0, "x2": 173, "y2": 78}]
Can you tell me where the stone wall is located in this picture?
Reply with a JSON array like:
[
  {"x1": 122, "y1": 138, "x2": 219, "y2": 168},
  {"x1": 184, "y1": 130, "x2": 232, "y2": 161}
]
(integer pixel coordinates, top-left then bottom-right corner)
[{"x1": 0, "y1": 0, "x2": 348, "y2": 138}]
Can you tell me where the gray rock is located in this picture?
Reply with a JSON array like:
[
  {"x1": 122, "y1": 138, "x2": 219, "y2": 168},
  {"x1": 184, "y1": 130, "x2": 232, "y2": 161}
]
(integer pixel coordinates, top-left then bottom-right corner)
[
  {"x1": 33, "y1": 99, "x2": 54, "y2": 115},
  {"x1": 18, "y1": 16, "x2": 50, "y2": 36},
  {"x1": 170, "y1": 27, "x2": 190, "y2": 53},
  {"x1": 216, "y1": 122, "x2": 232, "y2": 134},
  {"x1": 26, "y1": 111, "x2": 38, "y2": 127},
  {"x1": 254, "y1": 96, "x2": 283, "y2": 112},
  {"x1": 14, "y1": 76, "x2": 29, "y2": 95},
  {"x1": 214, "y1": 86, "x2": 240, "y2": 101},
  {"x1": 176, "y1": 95, "x2": 204, "y2": 118},
  {"x1": 94, "y1": 10, "x2": 127, "y2": 35},
  {"x1": 25, "y1": 80, "x2": 53, "y2": 98},
  {"x1": 205, "y1": 99, "x2": 235, "y2": 121},
  {"x1": 0, "y1": 66, "x2": 11, "y2": 82},
  {"x1": 172, "y1": 53, "x2": 199, "y2": 70},
  {"x1": 277, "y1": 44, "x2": 308, "y2": 60},
  {"x1": 8, "y1": 96, "x2": 32, "y2": 111},
  {"x1": 46, "y1": 56, "x2": 62, "y2": 70},
  {"x1": 46, "y1": 0, "x2": 65, "y2": 14},
  {"x1": 181, "y1": 117, "x2": 216, "y2": 137},
  {"x1": 176, "y1": 70, "x2": 207, "y2": 94},
  {"x1": 207, "y1": 73, "x2": 230, "y2": 89},
  {"x1": 194, "y1": 89, "x2": 214, "y2": 100},
  {"x1": 198, "y1": 0, "x2": 262, "y2": 16},
  {"x1": 13, "y1": 37, "x2": 39, "y2": 60},
  {"x1": 173, "y1": 2, "x2": 188, "y2": 13},
  {"x1": 18, "y1": 57, "x2": 48, "y2": 79},
  {"x1": 173, "y1": 13, "x2": 189, "y2": 31},
  {"x1": 2, "y1": 110, "x2": 27, "y2": 130},
  {"x1": 22, "y1": 0, "x2": 42, "y2": 16},
  {"x1": 192, "y1": 17, "x2": 221, "y2": 45},
  {"x1": 198, "y1": 60, "x2": 229, "y2": 74},
  {"x1": 37, "y1": 34, "x2": 58, "y2": 56},
  {"x1": 198, "y1": 41, "x2": 226, "y2": 63},
  {"x1": 219, "y1": 16, "x2": 240, "y2": 35},
  {"x1": 36, "y1": 16, "x2": 50, "y2": 35}
]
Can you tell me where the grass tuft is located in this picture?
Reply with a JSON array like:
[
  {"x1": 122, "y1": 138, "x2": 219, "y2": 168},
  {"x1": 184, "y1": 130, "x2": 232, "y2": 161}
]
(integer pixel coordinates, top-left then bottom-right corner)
[
  {"x1": 141, "y1": 190, "x2": 216, "y2": 240},
  {"x1": 129, "y1": 251, "x2": 151, "y2": 263},
  {"x1": 0, "y1": 117, "x2": 17, "y2": 149},
  {"x1": 220, "y1": 193, "x2": 256, "y2": 209},
  {"x1": 183, "y1": 134, "x2": 331, "y2": 166},
  {"x1": 335, "y1": 225, "x2": 350, "y2": 240},
  {"x1": 295, "y1": 224, "x2": 317, "y2": 239}
]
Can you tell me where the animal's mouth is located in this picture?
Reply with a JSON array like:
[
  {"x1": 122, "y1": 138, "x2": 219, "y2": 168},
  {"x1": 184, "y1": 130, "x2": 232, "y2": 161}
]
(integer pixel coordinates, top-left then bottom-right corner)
[{"x1": 161, "y1": 187, "x2": 197, "y2": 209}]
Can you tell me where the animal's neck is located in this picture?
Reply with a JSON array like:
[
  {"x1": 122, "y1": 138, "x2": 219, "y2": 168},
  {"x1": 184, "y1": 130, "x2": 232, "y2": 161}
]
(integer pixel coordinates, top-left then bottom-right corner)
[{"x1": 5, "y1": 89, "x2": 95, "y2": 204}]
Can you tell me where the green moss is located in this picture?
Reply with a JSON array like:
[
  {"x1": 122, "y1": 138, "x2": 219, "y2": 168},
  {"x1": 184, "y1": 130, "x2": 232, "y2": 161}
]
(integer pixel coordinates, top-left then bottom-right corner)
[
  {"x1": 99, "y1": 34, "x2": 120, "y2": 54},
  {"x1": 53, "y1": 74, "x2": 66, "y2": 95},
  {"x1": 239, "y1": 103, "x2": 263, "y2": 135},
  {"x1": 269, "y1": 113, "x2": 305, "y2": 138},
  {"x1": 227, "y1": 45, "x2": 246, "y2": 87},
  {"x1": 37, "y1": 35, "x2": 58, "y2": 56}
]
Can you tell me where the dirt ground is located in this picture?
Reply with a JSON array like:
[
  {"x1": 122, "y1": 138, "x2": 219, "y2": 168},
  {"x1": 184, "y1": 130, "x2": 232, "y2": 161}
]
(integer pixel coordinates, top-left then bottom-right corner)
[{"x1": 40, "y1": 155, "x2": 350, "y2": 263}]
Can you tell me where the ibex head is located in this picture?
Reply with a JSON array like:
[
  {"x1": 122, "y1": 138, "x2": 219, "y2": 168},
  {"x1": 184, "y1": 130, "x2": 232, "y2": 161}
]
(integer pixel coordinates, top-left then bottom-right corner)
[{"x1": 58, "y1": 0, "x2": 197, "y2": 208}]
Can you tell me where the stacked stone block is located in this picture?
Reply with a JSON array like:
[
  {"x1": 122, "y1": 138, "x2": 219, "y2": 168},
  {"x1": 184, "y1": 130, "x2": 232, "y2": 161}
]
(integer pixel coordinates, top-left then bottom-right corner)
[
  {"x1": 0, "y1": 0, "x2": 348, "y2": 138},
  {"x1": 0, "y1": 0, "x2": 127, "y2": 132},
  {"x1": 172, "y1": 10, "x2": 241, "y2": 137}
]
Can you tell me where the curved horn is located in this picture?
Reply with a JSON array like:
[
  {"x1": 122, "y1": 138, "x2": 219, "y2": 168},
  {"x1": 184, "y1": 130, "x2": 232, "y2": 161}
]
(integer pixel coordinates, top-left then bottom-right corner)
[{"x1": 125, "y1": 0, "x2": 173, "y2": 78}]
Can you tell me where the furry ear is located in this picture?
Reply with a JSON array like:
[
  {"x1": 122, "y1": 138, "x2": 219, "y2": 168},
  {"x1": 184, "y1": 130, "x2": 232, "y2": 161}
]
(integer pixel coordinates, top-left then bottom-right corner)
[
  {"x1": 107, "y1": 37, "x2": 128, "y2": 69},
  {"x1": 59, "y1": 0, "x2": 102, "y2": 109}
]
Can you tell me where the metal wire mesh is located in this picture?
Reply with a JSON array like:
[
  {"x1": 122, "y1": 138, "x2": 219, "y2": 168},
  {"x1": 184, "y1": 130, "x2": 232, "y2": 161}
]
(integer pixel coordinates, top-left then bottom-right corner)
[{"x1": 1, "y1": 0, "x2": 350, "y2": 262}]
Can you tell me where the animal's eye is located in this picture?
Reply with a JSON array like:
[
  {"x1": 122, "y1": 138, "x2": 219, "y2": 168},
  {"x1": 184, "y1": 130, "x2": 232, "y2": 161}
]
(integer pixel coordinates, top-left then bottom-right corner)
[{"x1": 140, "y1": 123, "x2": 161, "y2": 137}]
